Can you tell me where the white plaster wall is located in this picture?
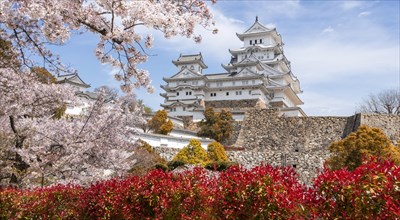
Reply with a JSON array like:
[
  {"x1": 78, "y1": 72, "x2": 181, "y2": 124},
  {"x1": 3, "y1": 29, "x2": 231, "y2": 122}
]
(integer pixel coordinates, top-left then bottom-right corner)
[
  {"x1": 169, "y1": 130, "x2": 198, "y2": 139},
  {"x1": 169, "y1": 81, "x2": 177, "y2": 87},
  {"x1": 137, "y1": 132, "x2": 213, "y2": 149},
  {"x1": 280, "y1": 109, "x2": 302, "y2": 117},
  {"x1": 169, "y1": 117, "x2": 184, "y2": 128},
  {"x1": 243, "y1": 36, "x2": 273, "y2": 47}
]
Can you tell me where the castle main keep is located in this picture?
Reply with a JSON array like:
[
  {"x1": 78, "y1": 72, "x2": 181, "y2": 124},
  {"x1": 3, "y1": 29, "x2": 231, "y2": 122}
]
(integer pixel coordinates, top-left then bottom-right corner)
[{"x1": 161, "y1": 18, "x2": 305, "y2": 121}]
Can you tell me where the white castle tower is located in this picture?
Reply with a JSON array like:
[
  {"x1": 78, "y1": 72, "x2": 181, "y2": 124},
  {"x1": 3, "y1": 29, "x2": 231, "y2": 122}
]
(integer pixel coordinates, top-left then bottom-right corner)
[{"x1": 161, "y1": 17, "x2": 305, "y2": 121}]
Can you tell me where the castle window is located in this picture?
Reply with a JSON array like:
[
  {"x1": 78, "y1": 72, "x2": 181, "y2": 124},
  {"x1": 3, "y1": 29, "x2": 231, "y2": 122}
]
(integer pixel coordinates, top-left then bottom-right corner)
[
  {"x1": 232, "y1": 81, "x2": 236, "y2": 86},
  {"x1": 260, "y1": 39, "x2": 262, "y2": 44},
  {"x1": 177, "y1": 92, "x2": 179, "y2": 96},
  {"x1": 294, "y1": 149, "x2": 299, "y2": 152},
  {"x1": 190, "y1": 65, "x2": 194, "y2": 70},
  {"x1": 250, "y1": 40, "x2": 252, "y2": 45},
  {"x1": 235, "y1": 91, "x2": 242, "y2": 95},
  {"x1": 217, "y1": 82, "x2": 223, "y2": 86},
  {"x1": 183, "y1": 107, "x2": 186, "y2": 111},
  {"x1": 255, "y1": 39, "x2": 257, "y2": 44},
  {"x1": 186, "y1": 91, "x2": 192, "y2": 95},
  {"x1": 292, "y1": 165, "x2": 297, "y2": 168},
  {"x1": 226, "y1": 92, "x2": 229, "y2": 96},
  {"x1": 249, "y1": 90, "x2": 252, "y2": 95},
  {"x1": 210, "y1": 92, "x2": 217, "y2": 97},
  {"x1": 242, "y1": 81, "x2": 248, "y2": 85}
]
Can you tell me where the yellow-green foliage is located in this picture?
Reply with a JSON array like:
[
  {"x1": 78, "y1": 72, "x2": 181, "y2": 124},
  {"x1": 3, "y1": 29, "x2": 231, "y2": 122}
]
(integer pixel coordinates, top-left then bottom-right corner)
[
  {"x1": 207, "y1": 141, "x2": 229, "y2": 162},
  {"x1": 326, "y1": 125, "x2": 400, "y2": 171},
  {"x1": 138, "y1": 140, "x2": 154, "y2": 153},
  {"x1": 32, "y1": 67, "x2": 57, "y2": 84},
  {"x1": 172, "y1": 139, "x2": 209, "y2": 166},
  {"x1": 148, "y1": 110, "x2": 173, "y2": 135},
  {"x1": 159, "y1": 119, "x2": 173, "y2": 135}
]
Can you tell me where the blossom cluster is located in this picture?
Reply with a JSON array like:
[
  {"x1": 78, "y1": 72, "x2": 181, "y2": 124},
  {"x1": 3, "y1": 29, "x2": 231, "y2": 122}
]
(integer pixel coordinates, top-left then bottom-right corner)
[
  {"x1": 0, "y1": 0, "x2": 217, "y2": 92},
  {"x1": 1, "y1": 158, "x2": 398, "y2": 219}
]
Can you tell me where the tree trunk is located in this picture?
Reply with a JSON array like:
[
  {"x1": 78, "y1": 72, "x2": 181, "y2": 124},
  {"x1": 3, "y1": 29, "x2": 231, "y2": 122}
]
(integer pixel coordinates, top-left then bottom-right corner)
[{"x1": 9, "y1": 115, "x2": 30, "y2": 186}]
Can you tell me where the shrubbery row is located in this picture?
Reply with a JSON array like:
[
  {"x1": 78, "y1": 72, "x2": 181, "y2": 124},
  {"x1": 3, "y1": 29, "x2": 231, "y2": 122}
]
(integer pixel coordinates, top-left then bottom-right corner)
[{"x1": 1, "y1": 158, "x2": 399, "y2": 219}]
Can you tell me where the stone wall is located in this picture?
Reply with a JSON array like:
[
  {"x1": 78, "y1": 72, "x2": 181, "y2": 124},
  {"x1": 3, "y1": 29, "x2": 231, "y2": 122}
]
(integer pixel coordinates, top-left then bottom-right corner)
[
  {"x1": 222, "y1": 121, "x2": 242, "y2": 146},
  {"x1": 154, "y1": 147, "x2": 180, "y2": 161},
  {"x1": 230, "y1": 109, "x2": 400, "y2": 184},
  {"x1": 360, "y1": 114, "x2": 400, "y2": 145},
  {"x1": 205, "y1": 99, "x2": 260, "y2": 110},
  {"x1": 153, "y1": 109, "x2": 399, "y2": 184}
]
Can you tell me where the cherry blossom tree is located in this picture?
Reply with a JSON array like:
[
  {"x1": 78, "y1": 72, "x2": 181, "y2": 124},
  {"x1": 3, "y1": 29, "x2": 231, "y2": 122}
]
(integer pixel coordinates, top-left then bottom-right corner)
[
  {"x1": 0, "y1": 0, "x2": 217, "y2": 187},
  {"x1": 0, "y1": 0, "x2": 217, "y2": 92},
  {"x1": 0, "y1": 71, "x2": 143, "y2": 186}
]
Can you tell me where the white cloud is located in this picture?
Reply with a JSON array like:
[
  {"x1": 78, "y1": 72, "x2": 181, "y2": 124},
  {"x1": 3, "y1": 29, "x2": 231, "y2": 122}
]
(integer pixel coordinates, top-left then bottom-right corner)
[
  {"x1": 150, "y1": 7, "x2": 245, "y2": 62},
  {"x1": 301, "y1": 91, "x2": 357, "y2": 116},
  {"x1": 288, "y1": 41, "x2": 398, "y2": 84},
  {"x1": 322, "y1": 26, "x2": 334, "y2": 33},
  {"x1": 358, "y1": 11, "x2": 371, "y2": 17}
]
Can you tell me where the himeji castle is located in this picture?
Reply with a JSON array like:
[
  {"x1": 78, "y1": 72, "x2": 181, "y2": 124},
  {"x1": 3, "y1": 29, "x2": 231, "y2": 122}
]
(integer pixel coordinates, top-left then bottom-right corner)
[{"x1": 161, "y1": 18, "x2": 305, "y2": 121}]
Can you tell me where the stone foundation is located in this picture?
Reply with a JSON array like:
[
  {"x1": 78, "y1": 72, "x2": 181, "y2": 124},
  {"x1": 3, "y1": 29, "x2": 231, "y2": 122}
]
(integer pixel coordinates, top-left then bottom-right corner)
[
  {"x1": 155, "y1": 109, "x2": 400, "y2": 184},
  {"x1": 154, "y1": 147, "x2": 180, "y2": 161},
  {"x1": 205, "y1": 99, "x2": 261, "y2": 110},
  {"x1": 233, "y1": 109, "x2": 400, "y2": 183}
]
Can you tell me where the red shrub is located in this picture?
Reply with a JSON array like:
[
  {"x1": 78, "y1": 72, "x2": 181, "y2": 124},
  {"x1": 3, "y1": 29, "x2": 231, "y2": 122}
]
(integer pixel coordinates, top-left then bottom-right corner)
[
  {"x1": 0, "y1": 185, "x2": 82, "y2": 219},
  {"x1": 313, "y1": 158, "x2": 400, "y2": 219},
  {"x1": 211, "y1": 165, "x2": 312, "y2": 219},
  {"x1": 0, "y1": 158, "x2": 398, "y2": 219}
]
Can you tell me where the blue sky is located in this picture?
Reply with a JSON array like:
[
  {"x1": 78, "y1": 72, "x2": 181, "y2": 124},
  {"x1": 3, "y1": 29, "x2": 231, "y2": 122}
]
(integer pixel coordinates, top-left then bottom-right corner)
[{"x1": 56, "y1": 0, "x2": 399, "y2": 116}]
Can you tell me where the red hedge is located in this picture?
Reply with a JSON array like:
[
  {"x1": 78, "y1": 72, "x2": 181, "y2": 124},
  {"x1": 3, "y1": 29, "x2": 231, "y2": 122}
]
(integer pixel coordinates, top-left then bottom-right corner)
[{"x1": 1, "y1": 158, "x2": 399, "y2": 219}]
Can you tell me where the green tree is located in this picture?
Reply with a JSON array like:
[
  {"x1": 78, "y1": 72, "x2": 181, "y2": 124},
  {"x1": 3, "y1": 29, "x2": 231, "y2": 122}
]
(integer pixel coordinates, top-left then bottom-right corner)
[
  {"x1": 172, "y1": 139, "x2": 209, "y2": 166},
  {"x1": 147, "y1": 110, "x2": 173, "y2": 135},
  {"x1": 326, "y1": 125, "x2": 400, "y2": 171},
  {"x1": 198, "y1": 108, "x2": 234, "y2": 142},
  {"x1": 207, "y1": 141, "x2": 229, "y2": 162}
]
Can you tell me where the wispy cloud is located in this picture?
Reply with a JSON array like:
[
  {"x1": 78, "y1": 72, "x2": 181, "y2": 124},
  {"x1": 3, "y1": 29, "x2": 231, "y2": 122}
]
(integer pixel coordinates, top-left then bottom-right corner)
[
  {"x1": 358, "y1": 11, "x2": 371, "y2": 17},
  {"x1": 322, "y1": 26, "x2": 334, "y2": 33}
]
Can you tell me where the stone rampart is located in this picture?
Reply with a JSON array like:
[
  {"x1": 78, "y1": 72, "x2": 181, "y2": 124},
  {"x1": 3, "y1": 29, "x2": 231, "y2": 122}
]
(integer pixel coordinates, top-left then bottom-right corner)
[
  {"x1": 360, "y1": 114, "x2": 400, "y2": 144},
  {"x1": 230, "y1": 109, "x2": 400, "y2": 184},
  {"x1": 154, "y1": 109, "x2": 399, "y2": 184}
]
